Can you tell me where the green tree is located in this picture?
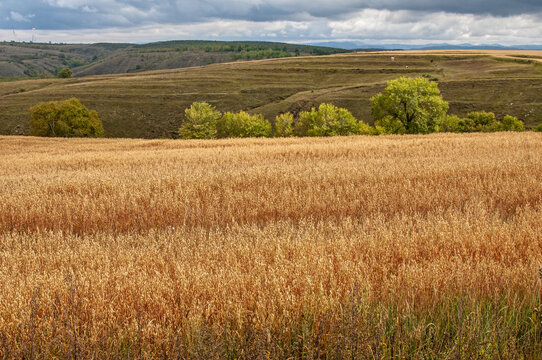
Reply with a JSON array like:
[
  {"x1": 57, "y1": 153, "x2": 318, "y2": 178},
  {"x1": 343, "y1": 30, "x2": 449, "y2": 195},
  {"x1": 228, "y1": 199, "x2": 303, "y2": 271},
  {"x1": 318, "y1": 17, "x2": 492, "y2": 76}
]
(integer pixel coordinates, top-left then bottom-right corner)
[
  {"x1": 371, "y1": 77, "x2": 449, "y2": 134},
  {"x1": 57, "y1": 67, "x2": 72, "y2": 78},
  {"x1": 501, "y1": 115, "x2": 524, "y2": 132},
  {"x1": 295, "y1": 103, "x2": 360, "y2": 136},
  {"x1": 179, "y1": 102, "x2": 220, "y2": 139},
  {"x1": 274, "y1": 113, "x2": 294, "y2": 137},
  {"x1": 29, "y1": 98, "x2": 104, "y2": 137},
  {"x1": 217, "y1": 111, "x2": 272, "y2": 138}
]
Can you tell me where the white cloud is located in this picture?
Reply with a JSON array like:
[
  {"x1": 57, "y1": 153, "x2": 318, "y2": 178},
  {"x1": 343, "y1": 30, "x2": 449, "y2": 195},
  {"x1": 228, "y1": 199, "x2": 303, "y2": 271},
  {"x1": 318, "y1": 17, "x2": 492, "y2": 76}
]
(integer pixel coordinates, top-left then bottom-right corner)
[
  {"x1": 328, "y1": 10, "x2": 542, "y2": 44},
  {"x1": 9, "y1": 11, "x2": 35, "y2": 23}
]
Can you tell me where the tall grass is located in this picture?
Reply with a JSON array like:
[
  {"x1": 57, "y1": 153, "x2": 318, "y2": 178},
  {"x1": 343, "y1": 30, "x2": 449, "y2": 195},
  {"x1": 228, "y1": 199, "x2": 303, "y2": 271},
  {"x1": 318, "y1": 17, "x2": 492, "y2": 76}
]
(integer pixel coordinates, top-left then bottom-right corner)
[{"x1": 0, "y1": 133, "x2": 541, "y2": 358}]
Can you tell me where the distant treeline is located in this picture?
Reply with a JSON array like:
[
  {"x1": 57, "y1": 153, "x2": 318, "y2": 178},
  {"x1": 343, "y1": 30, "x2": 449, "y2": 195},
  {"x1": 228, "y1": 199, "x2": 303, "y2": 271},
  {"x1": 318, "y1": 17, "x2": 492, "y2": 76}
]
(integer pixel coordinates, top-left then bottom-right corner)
[{"x1": 130, "y1": 41, "x2": 345, "y2": 60}]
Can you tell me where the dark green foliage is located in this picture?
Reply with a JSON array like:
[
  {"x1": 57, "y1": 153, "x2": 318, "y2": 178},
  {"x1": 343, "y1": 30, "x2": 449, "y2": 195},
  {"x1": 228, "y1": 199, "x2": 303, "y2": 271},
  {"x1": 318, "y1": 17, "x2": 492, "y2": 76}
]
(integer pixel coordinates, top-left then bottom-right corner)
[
  {"x1": 179, "y1": 102, "x2": 220, "y2": 139},
  {"x1": 375, "y1": 116, "x2": 406, "y2": 135},
  {"x1": 440, "y1": 113, "x2": 525, "y2": 133},
  {"x1": 134, "y1": 41, "x2": 346, "y2": 57},
  {"x1": 536, "y1": 123, "x2": 542, "y2": 132},
  {"x1": 29, "y1": 98, "x2": 104, "y2": 137},
  {"x1": 57, "y1": 67, "x2": 72, "y2": 78},
  {"x1": 232, "y1": 49, "x2": 292, "y2": 61},
  {"x1": 371, "y1": 77, "x2": 449, "y2": 134},
  {"x1": 438, "y1": 114, "x2": 479, "y2": 133}
]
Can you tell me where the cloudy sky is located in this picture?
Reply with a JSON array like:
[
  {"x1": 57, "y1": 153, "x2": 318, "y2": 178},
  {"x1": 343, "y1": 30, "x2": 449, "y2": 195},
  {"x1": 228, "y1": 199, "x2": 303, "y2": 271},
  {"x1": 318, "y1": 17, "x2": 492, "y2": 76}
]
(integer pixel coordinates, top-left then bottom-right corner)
[{"x1": 1, "y1": 0, "x2": 541, "y2": 45}]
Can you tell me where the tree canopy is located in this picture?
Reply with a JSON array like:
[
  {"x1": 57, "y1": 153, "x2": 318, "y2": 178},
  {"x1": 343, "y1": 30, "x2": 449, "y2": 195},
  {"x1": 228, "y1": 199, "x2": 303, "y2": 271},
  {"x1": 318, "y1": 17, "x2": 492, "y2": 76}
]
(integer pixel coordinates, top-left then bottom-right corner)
[
  {"x1": 178, "y1": 102, "x2": 220, "y2": 139},
  {"x1": 217, "y1": 111, "x2": 272, "y2": 138},
  {"x1": 371, "y1": 77, "x2": 449, "y2": 134},
  {"x1": 29, "y1": 98, "x2": 104, "y2": 137},
  {"x1": 57, "y1": 68, "x2": 72, "y2": 78},
  {"x1": 295, "y1": 103, "x2": 361, "y2": 136}
]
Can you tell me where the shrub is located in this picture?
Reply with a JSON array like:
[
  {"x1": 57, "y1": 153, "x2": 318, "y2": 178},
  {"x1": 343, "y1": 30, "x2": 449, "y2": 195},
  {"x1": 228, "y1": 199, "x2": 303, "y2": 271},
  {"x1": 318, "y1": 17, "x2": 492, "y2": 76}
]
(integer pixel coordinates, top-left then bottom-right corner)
[
  {"x1": 467, "y1": 111, "x2": 501, "y2": 132},
  {"x1": 371, "y1": 77, "x2": 448, "y2": 134},
  {"x1": 217, "y1": 111, "x2": 272, "y2": 138},
  {"x1": 57, "y1": 68, "x2": 72, "y2": 78},
  {"x1": 358, "y1": 120, "x2": 377, "y2": 135},
  {"x1": 375, "y1": 116, "x2": 406, "y2": 135},
  {"x1": 274, "y1": 113, "x2": 294, "y2": 137},
  {"x1": 295, "y1": 103, "x2": 359, "y2": 137},
  {"x1": 438, "y1": 114, "x2": 463, "y2": 133},
  {"x1": 179, "y1": 102, "x2": 220, "y2": 139},
  {"x1": 456, "y1": 117, "x2": 477, "y2": 133},
  {"x1": 535, "y1": 123, "x2": 542, "y2": 132},
  {"x1": 29, "y1": 98, "x2": 104, "y2": 137},
  {"x1": 501, "y1": 115, "x2": 524, "y2": 132}
]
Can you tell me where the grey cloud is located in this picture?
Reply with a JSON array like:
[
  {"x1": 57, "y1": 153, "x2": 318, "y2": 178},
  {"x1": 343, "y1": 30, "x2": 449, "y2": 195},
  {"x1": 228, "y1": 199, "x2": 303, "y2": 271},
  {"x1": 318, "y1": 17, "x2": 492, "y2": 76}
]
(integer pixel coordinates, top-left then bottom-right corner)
[{"x1": 1, "y1": 0, "x2": 542, "y2": 30}]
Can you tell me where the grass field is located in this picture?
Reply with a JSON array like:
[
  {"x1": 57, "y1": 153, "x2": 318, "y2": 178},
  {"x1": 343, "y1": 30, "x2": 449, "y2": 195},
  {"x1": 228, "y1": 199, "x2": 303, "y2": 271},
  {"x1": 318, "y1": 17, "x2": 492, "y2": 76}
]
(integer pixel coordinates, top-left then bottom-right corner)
[
  {"x1": 1, "y1": 133, "x2": 541, "y2": 358},
  {"x1": 1, "y1": 50, "x2": 542, "y2": 138}
]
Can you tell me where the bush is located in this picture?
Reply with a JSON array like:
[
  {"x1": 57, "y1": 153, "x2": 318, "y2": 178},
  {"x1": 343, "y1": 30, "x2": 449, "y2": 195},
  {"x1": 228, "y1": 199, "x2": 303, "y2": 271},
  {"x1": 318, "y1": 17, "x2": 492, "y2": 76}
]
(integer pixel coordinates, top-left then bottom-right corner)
[
  {"x1": 467, "y1": 111, "x2": 501, "y2": 132},
  {"x1": 57, "y1": 68, "x2": 72, "y2": 78},
  {"x1": 358, "y1": 120, "x2": 377, "y2": 135},
  {"x1": 375, "y1": 116, "x2": 406, "y2": 135},
  {"x1": 179, "y1": 102, "x2": 220, "y2": 139},
  {"x1": 371, "y1": 77, "x2": 448, "y2": 134},
  {"x1": 456, "y1": 117, "x2": 477, "y2": 133},
  {"x1": 217, "y1": 111, "x2": 272, "y2": 138},
  {"x1": 274, "y1": 113, "x2": 294, "y2": 137},
  {"x1": 535, "y1": 123, "x2": 542, "y2": 132},
  {"x1": 501, "y1": 115, "x2": 524, "y2": 131},
  {"x1": 295, "y1": 103, "x2": 359, "y2": 137},
  {"x1": 438, "y1": 114, "x2": 463, "y2": 133},
  {"x1": 29, "y1": 98, "x2": 104, "y2": 137}
]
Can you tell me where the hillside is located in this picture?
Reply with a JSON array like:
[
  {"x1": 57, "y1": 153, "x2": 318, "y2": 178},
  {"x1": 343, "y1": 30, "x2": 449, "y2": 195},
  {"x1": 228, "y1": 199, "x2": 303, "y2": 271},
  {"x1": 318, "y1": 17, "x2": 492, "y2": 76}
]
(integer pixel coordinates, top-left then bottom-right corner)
[
  {"x1": 1, "y1": 50, "x2": 542, "y2": 138},
  {"x1": 0, "y1": 40, "x2": 347, "y2": 78}
]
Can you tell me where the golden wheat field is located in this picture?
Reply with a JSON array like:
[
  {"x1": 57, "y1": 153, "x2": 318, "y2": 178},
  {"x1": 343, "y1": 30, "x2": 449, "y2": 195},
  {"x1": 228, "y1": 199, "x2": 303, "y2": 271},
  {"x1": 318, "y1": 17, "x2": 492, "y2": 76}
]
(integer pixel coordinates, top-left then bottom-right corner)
[{"x1": 1, "y1": 133, "x2": 541, "y2": 358}]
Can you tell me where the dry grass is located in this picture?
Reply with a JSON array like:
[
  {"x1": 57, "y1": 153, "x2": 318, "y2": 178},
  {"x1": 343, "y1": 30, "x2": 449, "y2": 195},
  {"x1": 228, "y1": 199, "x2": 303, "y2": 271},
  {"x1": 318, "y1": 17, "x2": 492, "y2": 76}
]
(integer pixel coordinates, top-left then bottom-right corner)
[{"x1": 1, "y1": 133, "x2": 541, "y2": 358}]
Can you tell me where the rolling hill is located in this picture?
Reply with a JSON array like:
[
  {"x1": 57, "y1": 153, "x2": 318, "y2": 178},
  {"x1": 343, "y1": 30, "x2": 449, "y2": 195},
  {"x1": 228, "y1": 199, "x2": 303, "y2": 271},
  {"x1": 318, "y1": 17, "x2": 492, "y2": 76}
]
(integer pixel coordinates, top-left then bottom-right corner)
[
  {"x1": 0, "y1": 40, "x2": 348, "y2": 78},
  {"x1": 1, "y1": 50, "x2": 542, "y2": 138}
]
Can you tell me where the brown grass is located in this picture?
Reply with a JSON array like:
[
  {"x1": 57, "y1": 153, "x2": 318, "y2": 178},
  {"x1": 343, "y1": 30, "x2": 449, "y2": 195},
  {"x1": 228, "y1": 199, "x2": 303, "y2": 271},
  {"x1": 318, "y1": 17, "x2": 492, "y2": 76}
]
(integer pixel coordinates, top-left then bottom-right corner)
[{"x1": 0, "y1": 133, "x2": 541, "y2": 358}]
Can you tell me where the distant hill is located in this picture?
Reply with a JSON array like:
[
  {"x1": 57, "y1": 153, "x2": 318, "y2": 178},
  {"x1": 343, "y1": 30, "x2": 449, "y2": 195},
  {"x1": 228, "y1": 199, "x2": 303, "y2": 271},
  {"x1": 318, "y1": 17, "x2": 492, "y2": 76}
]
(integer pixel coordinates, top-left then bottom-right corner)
[
  {"x1": 0, "y1": 40, "x2": 349, "y2": 78},
  {"x1": 306, "y1": 41, "x2": 542, "y2": 51}
]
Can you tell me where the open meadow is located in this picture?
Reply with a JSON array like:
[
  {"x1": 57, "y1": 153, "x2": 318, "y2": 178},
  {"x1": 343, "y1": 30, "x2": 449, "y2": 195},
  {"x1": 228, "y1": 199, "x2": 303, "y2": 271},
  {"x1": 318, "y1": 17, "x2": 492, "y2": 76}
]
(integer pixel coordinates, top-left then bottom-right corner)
[
  {"x1": 1, "y1": 132, "x2": 541, "y2": 358},
  {"x1": 2, "y1": 50, "x2": 542, "y2": 138}
]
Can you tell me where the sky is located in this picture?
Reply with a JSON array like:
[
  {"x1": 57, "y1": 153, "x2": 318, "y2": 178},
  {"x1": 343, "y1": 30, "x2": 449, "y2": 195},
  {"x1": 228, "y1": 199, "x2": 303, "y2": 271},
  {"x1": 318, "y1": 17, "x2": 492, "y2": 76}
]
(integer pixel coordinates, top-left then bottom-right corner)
[{"x1": 1, "y1": 0, "x2": 542, "y2": 45}]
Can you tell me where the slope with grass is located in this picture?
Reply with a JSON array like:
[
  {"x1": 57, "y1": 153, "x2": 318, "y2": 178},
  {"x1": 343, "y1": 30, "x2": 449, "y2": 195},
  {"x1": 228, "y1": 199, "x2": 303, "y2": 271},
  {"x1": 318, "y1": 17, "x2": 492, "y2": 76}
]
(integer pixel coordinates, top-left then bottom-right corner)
[
  {"x1": 0, "y1": 40, "x2": 347, "y2": 78},
  {"x1": 1, "y1": 133, "x2": 541, "y2": 358},
  {"x1": 1, "y1": 50, "x2": 542, "y2": 138}
]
